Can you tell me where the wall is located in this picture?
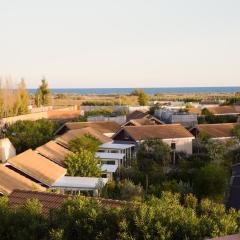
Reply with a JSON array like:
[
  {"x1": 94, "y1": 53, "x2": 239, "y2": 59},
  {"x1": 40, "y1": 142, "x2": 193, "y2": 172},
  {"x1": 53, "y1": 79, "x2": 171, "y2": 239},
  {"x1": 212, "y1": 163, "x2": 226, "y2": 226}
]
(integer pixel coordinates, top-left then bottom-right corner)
[
  {"x1": 163, "y1": 137, "x2": 194, "y2": 155},
  {"x1": 0, "y1": 138, "x2": 16, "y2": 163}
]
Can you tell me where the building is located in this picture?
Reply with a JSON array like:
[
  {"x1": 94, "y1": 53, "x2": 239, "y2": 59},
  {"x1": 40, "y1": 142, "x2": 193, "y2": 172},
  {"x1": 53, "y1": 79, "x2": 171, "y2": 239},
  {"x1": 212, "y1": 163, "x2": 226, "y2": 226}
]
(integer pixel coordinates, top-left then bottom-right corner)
[
  {"x1": 112, "y1": 124, "x2": 194, "y2": 154},
  {"x1": 0, "y1": 138, "x2": 16, "y2": 163},
  {"x1": 126, "y1": 109, "x2": 149, "y2": 121},
  {"x1": 154, "y1": 108, "x2": 198, "y2": 128},
  {"x1": 122, "y1": 115, "x2": 163, "y2": 127},
  {"x1": 7, "y1": 149, "x2": 67, "y2": 187},
  {"x1": 36, "y1": 140, "x2": 70, "y2": 167},
  {"x1": 0, "y1": 165, "x2": 45, "y2": 195},
  {"x1": 55, "y1": 121, "x2": 120, "y2": 137},
  {"x1": 55, "y1": 127, "x2": 112, "y2": 148},
  {"x1": 191, "y1": 123, "x2": 237, "y2": 140},
  {"x1": 98, "y1": 142, "x2": 135, "y2": 164},
  {"x1": 95, "y1": 152, "x2": 125, "y2": 167},
  {"x1": 51, "y1": 176, "x2": 108, "y2": 196},
  {"x1": 204, "y1": 105, "x2": 240, "y2": 116}
]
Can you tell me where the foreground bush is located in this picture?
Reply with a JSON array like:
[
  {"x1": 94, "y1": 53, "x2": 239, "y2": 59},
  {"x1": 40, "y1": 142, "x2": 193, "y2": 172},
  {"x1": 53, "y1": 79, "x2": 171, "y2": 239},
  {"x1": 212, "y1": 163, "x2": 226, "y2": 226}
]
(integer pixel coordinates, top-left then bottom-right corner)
[{"x1": 0, "y1": 192, "x2": 239, "y2": 240}]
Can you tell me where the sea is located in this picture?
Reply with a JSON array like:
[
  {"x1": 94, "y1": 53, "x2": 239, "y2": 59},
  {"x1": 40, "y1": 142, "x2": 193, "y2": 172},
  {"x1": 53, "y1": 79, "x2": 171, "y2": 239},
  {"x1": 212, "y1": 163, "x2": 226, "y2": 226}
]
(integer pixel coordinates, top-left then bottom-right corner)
[{"x1": 28, "y1": 86, "x2": 240, "y2": 95}]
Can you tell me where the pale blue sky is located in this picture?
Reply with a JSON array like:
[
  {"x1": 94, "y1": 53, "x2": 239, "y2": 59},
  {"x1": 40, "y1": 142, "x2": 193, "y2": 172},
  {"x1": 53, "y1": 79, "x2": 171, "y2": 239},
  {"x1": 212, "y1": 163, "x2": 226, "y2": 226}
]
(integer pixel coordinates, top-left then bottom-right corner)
[{"x1": 0, "y1": 0, "x2": 239, "y2": 88}]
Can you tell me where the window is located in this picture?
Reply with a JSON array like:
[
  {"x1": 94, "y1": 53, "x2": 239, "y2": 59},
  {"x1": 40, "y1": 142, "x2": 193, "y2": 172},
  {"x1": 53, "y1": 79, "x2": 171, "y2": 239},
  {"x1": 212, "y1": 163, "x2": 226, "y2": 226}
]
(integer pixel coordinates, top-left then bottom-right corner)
[{"x1": 171, "y1": 142, "x2": 176, "y2": 150}]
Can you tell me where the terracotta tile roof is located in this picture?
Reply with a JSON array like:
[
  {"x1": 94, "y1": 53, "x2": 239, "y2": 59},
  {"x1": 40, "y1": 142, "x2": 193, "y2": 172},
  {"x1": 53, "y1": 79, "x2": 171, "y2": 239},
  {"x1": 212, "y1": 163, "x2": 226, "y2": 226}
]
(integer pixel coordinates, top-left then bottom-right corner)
[
  {"x1": 56, "y1": 127, "x2": 112, "y2": 147},
  {"x1": 8, "y1": 190, "x2": 127, "y2": 214},
  {"x1": 123, "y1": 116, "x2": 162, "y2": 127},
  {"x1": 8, "y1": 149, "x2": 67, "y2": 187},
  {"x1": 47, "y1": 110, "x2": 81, "y2": 120},
  {"x1": 196, "y1": 123, "x2": 237, "y2": 138},
  {"x1": 64, "y1": 121, "x2": 120, "y2": 134},
  {"x1": 117, "y1": 124, "x2": 194, "y2": 141},
  {"x1": 36, "y1": 141, "x2": 70, "y2": 167},
  {"x1": 126, "y1": 110, "x2": 149, "y2": 121},
  {"x1": 188, "y1": 107, "x2": 201, "y2": 115},
  {"x1": 207, "y1": 106, "x2": 240, "y2": 115},
  {"x1": 0, "y1": 165, "x2": 45, "y2": 195}
]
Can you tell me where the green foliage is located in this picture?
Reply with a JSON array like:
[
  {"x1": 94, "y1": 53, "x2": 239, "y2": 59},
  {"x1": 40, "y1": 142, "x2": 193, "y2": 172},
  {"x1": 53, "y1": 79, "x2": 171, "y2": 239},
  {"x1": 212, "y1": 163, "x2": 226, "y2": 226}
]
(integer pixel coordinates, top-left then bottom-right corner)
[
  {"x1": 138, "y1": 92, "x2": 148, "y2": 106},
  {"x1": 84, "y1": 108, "x2": 127, "y2": 117},
  {"x1": 198, "y1": 115, "x2": 238, "y2": 124},
  {"x1": 102, "y1": 180, "x2": 144, "y2": 201},
  {"x1": 65, "y1": 149, "x2": 102, "y2": 177},
  {"x1": 201, "y1": 108, "x2": 213, "y2": 116},
  {"x1": 137, "y1": 139, "x2": 171, "y2": 173},
  {"x1": 15, "y1": 79, "x2": 29, "y2": 115},
  {"x1": 6, "y1": 119, "x2": 60, "y2": 153},
  {"x1": 193, "y1": 164, "x2": 229, "y2": 201},
  {"x1": 198, "y1": 131, "x2": 210, "y2": 142},
  {"x1": 205, "y1": 140, "x2": 227, "y2": 164},
  {"x1": 68, "y1": 135, "x2": 100, "y2": 154},
  {"x1": 149, "y1": 103, "x2": 160, "y2": 115},
  {"x1": 81, "y1": 100, "x2": 123, "y2": 106},
  {"x1": 232, "y1": 124, "x2": 240, "y2": 140},
  {"x1": 0, "y1": 192, "x2": 239, "y2": 239},
  {"x1": 137, "y1": 139, "x2": 171, "y2": 192},
  {"x1": 35, "y1": 78, "x2": 51, "y2": 106}
]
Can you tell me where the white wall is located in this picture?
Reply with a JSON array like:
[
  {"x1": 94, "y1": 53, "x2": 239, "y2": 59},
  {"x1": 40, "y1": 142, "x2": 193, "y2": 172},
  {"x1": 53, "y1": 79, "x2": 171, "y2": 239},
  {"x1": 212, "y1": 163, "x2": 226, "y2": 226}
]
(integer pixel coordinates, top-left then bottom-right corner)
[
  {"x1": 163, "y1": 137, "x2": 194, "y2": 155},
  {"x1": 0, "y1": 138, "x2": 16, "y2": 163}
]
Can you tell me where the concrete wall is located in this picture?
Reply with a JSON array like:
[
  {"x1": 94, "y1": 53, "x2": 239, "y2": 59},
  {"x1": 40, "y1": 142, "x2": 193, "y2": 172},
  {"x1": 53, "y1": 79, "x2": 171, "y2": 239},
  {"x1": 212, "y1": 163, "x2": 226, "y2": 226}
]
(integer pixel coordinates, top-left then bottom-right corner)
[
  {"x1": 0, "y1": 138, "x2": 16, "y2": 163},
  {"x1": 0, "y1": 106, "x2": 80, "y2": 127},
  {"x1": 87, "y1": 115, "x2": 126, "y2": 124}
]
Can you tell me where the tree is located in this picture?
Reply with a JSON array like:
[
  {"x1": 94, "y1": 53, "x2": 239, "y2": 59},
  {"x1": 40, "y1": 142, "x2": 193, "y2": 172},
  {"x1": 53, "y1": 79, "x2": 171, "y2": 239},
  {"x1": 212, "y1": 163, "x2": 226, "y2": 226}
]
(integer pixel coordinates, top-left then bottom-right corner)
[
  {"x1": 65, "y1": 149, "x2": 102, "y2": 177},
  {"x1": 232, "y1": 124, "x2": 240, "y2": 140},
  {"x1": 15, "y1": 78, "x2": 29, "y2": 114},
  {"x1": 205, "y1": 140, "x2": 227, "y2": 164},
  {"x1": 6, "y1": 119, "x2": 60, "y2": 153},
  {"x1": 138, "y1": 91, "x2": 148, "y2": 106},
  {"x1": 35, "y1": 78, "x2": 51, "y2": 106},
  {"x1": 68, "y1": 134, "x2": 100, "y2": 154},
  {"x1": 137, "y1": 139, "x2": 171, "y2": 192},
  {"x1": 102, "y1": 180, "x2": 143, "y2": 201},
  {"x1": 194, "y1": 164, "x2": 229, "y2": 201}
]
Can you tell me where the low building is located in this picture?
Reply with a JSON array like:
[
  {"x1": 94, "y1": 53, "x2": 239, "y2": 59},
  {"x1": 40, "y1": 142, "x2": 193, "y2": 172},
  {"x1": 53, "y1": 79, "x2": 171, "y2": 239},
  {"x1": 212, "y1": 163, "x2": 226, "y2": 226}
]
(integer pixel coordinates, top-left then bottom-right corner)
[
  {"x1": 122, "y1": 115, "x2": 163, "y2": 127},
  {"x1": 112, "y1": 124, "x2": 194, "y2": 154},
  {"x1": 95, "y1": 152, "x2": 125, "y2": 167},
  {"x1": 56, "y1": 127, "x2": 112, "y2": 148},
  {"x1": 51, "y1": 176, "x2": 108, "y2": 196},
  {"x1": 101, "y1": 164, "x2": 118, "y2": 180},
  {"x1": 36, "y1": 140, "x2": 70, "y2": 167},
  {"x1": 191, "y1": 123, "x2": 237, "y2": 140},
  {"x1": 0, "y1": 165, "x2": 45, "y2": 195},
  {"x1": 55, "y1": 121, "x2": 120, "y2": 137},
  {"x1": 204, "y1": 105, "x2": 240, "y2": 116},
  {"x1": 126, "y1": 109, "x2": 149, "y2": 121},
  {"x1": 7, "y1": 149, "x2": 67, "y2": 187},
  {"x1": 154, "y1": 108, "x2": 197, "y2": 128},
  {"x1": 98, "y1": 142, "x2": 135, "y2": 164}
]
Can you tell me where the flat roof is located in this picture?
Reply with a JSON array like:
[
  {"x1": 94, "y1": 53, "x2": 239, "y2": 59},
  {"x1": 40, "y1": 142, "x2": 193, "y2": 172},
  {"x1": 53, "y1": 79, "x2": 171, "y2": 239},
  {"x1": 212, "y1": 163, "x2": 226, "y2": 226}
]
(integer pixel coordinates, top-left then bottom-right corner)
[
  {"x1": 99, "y1": 143, "x2": 135, "y2": 150},
  {"x1": 101, "y1": 164, "x2": 118, "y2": 173},
  {"x1": 95, "y1": 152, "x2": 125, "y2": 160},
  {"x1": 8, "y1": 149, "x2": 67, "y2": 187},
  {"x1": 51, "y1": 176, "x2": 108, "y2": 189}
]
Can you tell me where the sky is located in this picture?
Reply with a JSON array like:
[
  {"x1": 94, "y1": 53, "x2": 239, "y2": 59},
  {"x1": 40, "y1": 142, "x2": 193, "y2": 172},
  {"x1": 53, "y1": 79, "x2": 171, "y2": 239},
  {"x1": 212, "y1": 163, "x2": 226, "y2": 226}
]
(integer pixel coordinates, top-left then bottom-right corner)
[{"x1": 0, "y1": 0, "x2": 239, "y2": 88}]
